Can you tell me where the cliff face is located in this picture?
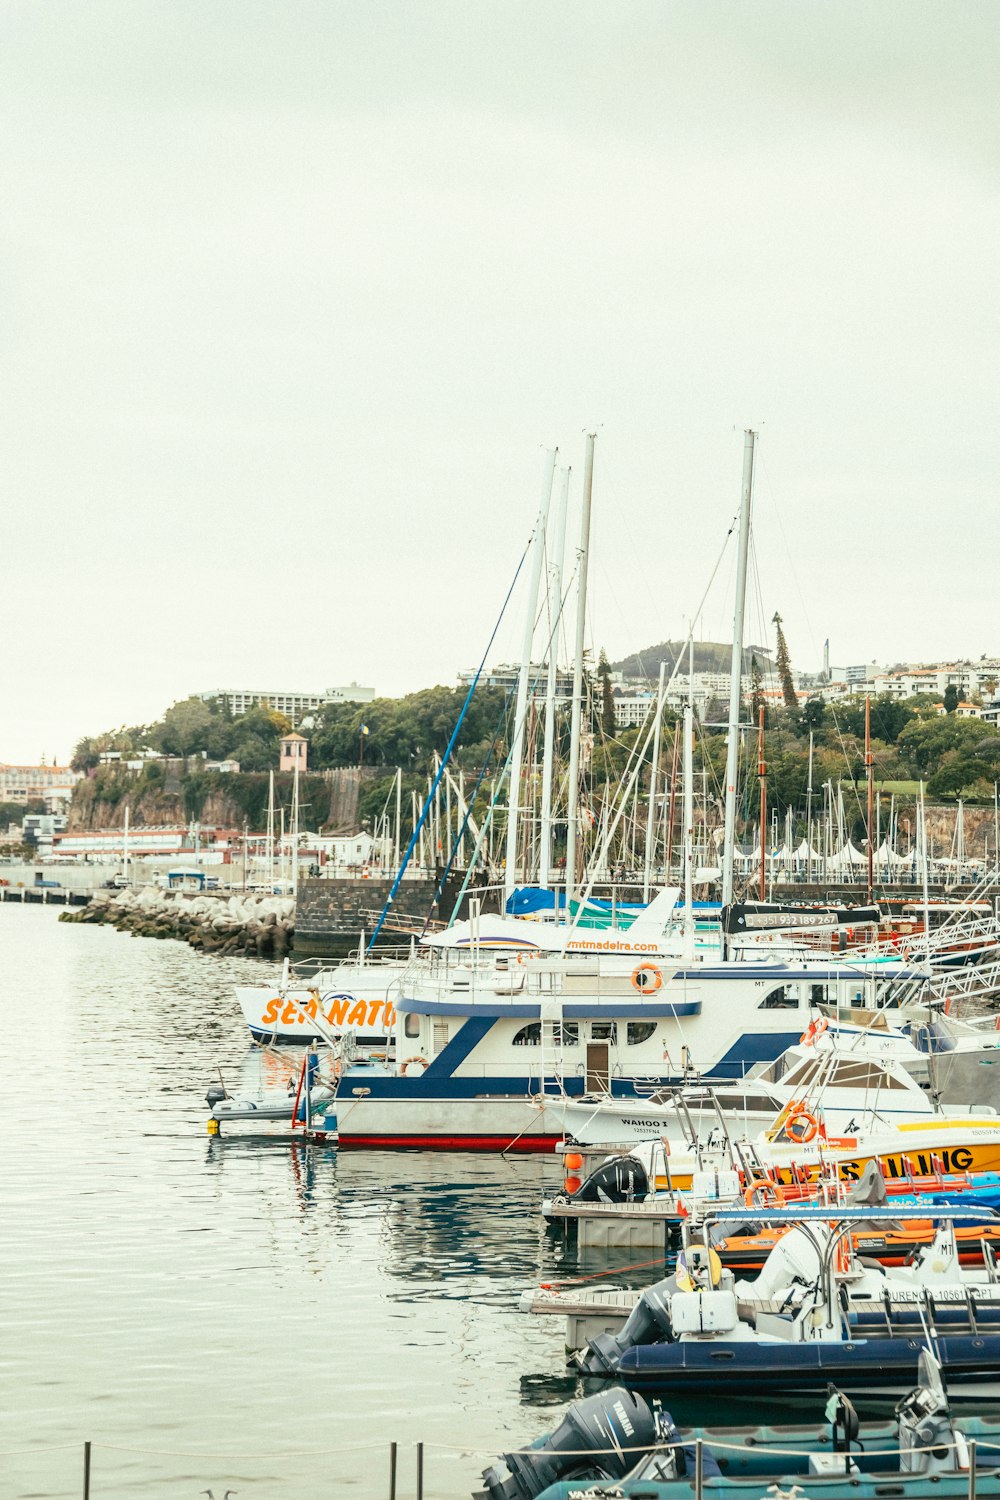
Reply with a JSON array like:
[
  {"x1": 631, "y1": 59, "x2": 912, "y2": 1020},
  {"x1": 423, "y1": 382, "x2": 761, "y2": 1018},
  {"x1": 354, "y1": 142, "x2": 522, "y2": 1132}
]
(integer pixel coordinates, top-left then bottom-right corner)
[
  {"x1": 66, "y1": 779, "x2": 242, "y2": 830},
  {"x1": 65, "y1": 766, "x2": 375, "y2": 833}
]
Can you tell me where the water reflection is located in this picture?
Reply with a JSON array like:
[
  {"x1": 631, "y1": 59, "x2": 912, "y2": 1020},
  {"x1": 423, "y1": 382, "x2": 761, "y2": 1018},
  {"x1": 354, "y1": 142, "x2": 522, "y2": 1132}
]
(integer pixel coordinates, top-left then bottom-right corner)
[{"x1": 2, "y1": 910, "x2": 577, "y2": 1499}]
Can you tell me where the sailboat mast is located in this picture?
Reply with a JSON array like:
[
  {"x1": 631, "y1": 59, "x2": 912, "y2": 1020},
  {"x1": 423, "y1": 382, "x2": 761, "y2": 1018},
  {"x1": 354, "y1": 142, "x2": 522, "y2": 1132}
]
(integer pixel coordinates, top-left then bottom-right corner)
[
  {"x1": 504, "y1": 449, "x2": 557, "y2": 903},
  {"x1": 643, "y1": 660, "x2": 667, "y2": 901},
  {"x1": 565, "y1": 432, "x2": 596, "y2": 907},
  {"x1": 865, "y1": 694, "x2": 874, "y2": 902},
  {"x1": 757, "y1": 706, "x2": 766, "y2": 897},
  {"x1": 683, "y1": 703, "x2": 695, "y2": 958},
  {"x1": 665, "y1": 722, "x2": 680, "y2": 880},
  {"x1": 721, "y1": 429, "x2": 757, "y2": 910},
  {"x1": 266, "y1": 770, "x2": 275, "y2": 887},
  {"x1": 291, "y1": 761, "x2": 300, "y2": 900},
  {"x1": 919, "y1": 780, "x2": 930, "y2": 938},
  {"x1": 806, "y1": 729, "x2": 814, "y2": 884},
  {"x1": 539, "y1": 465, "x2": 570, "y2": 889}
]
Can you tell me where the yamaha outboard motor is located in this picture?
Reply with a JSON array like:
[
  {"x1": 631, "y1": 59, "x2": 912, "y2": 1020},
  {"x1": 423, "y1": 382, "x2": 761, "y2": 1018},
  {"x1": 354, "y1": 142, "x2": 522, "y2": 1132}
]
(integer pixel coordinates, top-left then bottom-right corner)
[
  {"x1": 573, "y1": 1275, "x2": 674, "y2": 1376},
  {"x1": 572, "y1": 1154, "x2": 650, "y2": 1204},
  {"x1": 477, "y1": 1387, "x2": 663, "y2": 1500}
]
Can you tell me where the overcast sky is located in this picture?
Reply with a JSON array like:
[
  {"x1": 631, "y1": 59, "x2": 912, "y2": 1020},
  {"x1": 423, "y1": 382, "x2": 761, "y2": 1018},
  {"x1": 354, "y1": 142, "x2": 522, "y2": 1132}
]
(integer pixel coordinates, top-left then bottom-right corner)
[{"x1": 3, "y1": 2, "x2": 998, "y2": 764}]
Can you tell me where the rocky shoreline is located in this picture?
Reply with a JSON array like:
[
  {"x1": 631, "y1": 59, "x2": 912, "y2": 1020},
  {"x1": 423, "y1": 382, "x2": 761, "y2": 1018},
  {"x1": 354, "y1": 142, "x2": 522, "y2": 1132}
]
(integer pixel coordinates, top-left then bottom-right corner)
[{"x1": 60, "y1": 885, "x2": 294, "y2": 959}]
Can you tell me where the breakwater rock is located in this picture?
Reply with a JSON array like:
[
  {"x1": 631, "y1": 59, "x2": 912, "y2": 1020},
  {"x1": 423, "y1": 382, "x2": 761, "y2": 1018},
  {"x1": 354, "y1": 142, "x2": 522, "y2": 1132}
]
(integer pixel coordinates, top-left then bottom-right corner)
[{"x1": 60, "y1": 886, "x2": 295, "y2": 958}]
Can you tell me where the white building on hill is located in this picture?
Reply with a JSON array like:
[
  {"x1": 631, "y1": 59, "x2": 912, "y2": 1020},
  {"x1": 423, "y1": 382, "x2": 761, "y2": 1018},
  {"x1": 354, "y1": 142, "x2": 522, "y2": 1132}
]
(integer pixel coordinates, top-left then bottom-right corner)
[{"x1": 197, "y1": 683, "x2": 375, "y2": 721}]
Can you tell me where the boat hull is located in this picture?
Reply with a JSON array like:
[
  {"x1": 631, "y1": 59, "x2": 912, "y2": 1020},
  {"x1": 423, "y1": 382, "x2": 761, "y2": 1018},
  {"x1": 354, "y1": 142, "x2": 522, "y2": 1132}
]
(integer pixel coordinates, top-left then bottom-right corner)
[
  {"x1": 333, "y1": 1092, "x2": 565, "y2": 1152},
  {"x1": 615, "y1": 1332, "x2": 1000, "y2": 1398}
]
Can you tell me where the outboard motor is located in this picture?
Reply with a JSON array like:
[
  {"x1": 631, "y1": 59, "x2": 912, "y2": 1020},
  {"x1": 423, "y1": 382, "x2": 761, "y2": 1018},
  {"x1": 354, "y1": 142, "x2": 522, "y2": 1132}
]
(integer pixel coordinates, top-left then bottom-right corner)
[
  {"x1": 477, "y1": 1387, "x2": 663, "y2": 1500},
  {"x1": 205, "y1": 1084, "x2": 229, "y2": 1109},
  {"x1": 896, "y1": 1351, "x2": 967, "y2": 1475},
  {"x1": 572, "y1": 1154, "x2": 650, "y2": 1204},
  {"x1": 573, "y1": 1275, "x2": 675, "y2": 1375}
]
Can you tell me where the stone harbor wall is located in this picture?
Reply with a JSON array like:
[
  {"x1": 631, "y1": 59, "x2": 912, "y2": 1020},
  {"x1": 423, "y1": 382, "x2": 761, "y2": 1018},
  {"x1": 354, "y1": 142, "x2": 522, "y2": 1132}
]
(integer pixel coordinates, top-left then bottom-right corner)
[
  {"x1": 295, "y1": 874, "x2": 503, "y2": 957},
  {"x1": 61, "y1": 886, "x2": 295, "y2": 959}
]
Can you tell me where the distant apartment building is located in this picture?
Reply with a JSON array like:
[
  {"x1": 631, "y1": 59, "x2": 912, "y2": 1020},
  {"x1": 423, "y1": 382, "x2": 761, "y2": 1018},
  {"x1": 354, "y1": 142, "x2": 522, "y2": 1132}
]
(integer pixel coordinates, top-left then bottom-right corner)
[
  {"x1": 458, "y1": 663, "x2": 576, "y2": 700},
  {"x1": 845, "y1": 662, "x2": 882, "y2": 687},
  {"x1": 612, "y1": 674, "x2": 759, "y2": 727},
  {"x1": 872, "y1": 662, "x2": 1000, "y2": 701},
  {"x1": 0, "y1": 761, "x2": 81, "y2": 811},
  {"x1": 197, "y1": 683, "x2": 375, "y2": 721}
]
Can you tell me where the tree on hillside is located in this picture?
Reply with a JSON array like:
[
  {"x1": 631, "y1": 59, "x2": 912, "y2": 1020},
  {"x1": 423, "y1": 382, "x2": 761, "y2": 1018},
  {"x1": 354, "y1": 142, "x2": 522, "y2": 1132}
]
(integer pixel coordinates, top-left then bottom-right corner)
[
  {"x1": 598, "y1": 649, "x2": 616, "y2": 736},
  {"x1": 156, "y1": 697, "x2": 219, "y2": 757},
  {"x1": 943, "y1": 683, "x2": 960, "y2": 714},
  {"x1": 800, "y1": 697, "x2": 827, "y2": 733},
  {"x1": 772, "y1": 612, "x2": 798, "y2": 712},
  {"x1": 832, "y1": 694, "x2": 915, "y2": 745},
  {"x1": 750, "y1": 654, "x2": 766, "y2": 726}
]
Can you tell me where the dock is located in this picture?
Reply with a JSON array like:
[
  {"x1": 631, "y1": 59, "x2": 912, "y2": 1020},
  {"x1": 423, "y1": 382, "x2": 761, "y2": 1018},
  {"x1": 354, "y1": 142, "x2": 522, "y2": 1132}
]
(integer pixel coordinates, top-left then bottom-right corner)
[
  {"x1": 543, "y1": 1194, "x2": 684, "y2": 1251},
  {"x1": 1, "y1": 886, "x2": 91, "y2": 906},
  {"x1": 520, "y1": 1282, "x2": 641, "y2": 1349}
]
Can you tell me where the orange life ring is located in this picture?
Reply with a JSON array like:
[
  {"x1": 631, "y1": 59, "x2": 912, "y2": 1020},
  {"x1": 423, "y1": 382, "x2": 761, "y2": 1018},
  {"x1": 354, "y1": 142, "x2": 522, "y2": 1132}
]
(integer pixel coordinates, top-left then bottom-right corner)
[
  {"x1": 786, "y1": 1108, "x2": 819, "y2": 1144},
  {"x1": 744, "y1": 1176, "x2": 786, "y2": 1208},
  {"x1": 400, "y1": 1055, "x2": 428, "y2": 1070},
  {"x1": 799, "y1": 1016, "x2": 829, "y2": 1047},
  {"x1": 631, "y1": 962, "x2": 663, "y2": 994}
]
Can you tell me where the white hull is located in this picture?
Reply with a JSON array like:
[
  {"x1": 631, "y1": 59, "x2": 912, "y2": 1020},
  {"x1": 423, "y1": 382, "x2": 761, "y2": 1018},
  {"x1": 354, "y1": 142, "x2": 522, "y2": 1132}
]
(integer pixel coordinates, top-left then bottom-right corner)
[{"x1": 333, "y1": 1092, "x2": 565, "y2": 1150}]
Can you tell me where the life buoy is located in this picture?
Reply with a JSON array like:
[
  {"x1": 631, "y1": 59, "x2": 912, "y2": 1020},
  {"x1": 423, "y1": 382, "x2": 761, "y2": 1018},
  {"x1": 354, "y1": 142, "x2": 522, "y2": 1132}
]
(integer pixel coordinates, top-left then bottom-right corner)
[
  {"x1": 786, "y1": 1108, "x2": 819, "y2": 1144},
  {"x1": 400, "y1": 1055, "x2": 428, "y2": 1072},
  {"x1": 744, "y1": 1176, "x2": 786, "y2": 1208},
  {"x1": 800, "y1": 1016, "x2": 829, "y2": 1047},
  {"x1": 631, "y1": 962, "x2": 663, "y2": 994}
]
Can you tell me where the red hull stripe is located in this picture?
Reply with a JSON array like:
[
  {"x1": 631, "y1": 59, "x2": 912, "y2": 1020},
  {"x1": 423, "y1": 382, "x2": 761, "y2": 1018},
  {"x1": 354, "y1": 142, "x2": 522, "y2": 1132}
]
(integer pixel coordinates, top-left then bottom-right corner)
[{"x1": 338, "y1": 1134, "x2": 562, "y2": 1153}]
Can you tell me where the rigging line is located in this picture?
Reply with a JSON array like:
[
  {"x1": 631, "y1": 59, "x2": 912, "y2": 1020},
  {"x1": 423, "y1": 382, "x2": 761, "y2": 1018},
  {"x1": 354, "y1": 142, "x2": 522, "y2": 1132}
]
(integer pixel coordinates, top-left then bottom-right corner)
[
  {"x1": 423, "y1": 695, "x2": 508, "y2": 936},
  {"x1": 448, "y1": 564, "x2": 582, "y2": 922},
  {"x1": 365, "y1": 541, "x2": 529, "y2": 953}
]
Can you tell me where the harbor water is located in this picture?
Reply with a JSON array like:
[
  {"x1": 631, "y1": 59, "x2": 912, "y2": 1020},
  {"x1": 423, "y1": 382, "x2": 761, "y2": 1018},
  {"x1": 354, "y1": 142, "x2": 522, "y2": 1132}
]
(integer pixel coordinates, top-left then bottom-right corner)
[{"x1": 1, "y1": 906, "x2": 585, "y2": 1499}]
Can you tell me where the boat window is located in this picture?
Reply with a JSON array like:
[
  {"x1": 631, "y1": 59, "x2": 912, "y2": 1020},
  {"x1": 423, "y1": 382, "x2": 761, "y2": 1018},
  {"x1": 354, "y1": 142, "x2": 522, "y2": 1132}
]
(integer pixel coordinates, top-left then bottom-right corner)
[
  {"x1": 828, "y1": 1060, "x2": 908, "y2": 1090},
  {"x1": 591, "y1": 1021, "x2": 618, "y2": 1043},
  {"x1": 512, "y1": 1023, "x2": 542, "y2": 1046},
  {"x1": 627, "y1": 1021, "x2": 657, "y2": 1046},
  {"x1": 809, "y1": 984, "x2": 828, "y2": 1007},
  {"x1": 403, "y1": 1013, "x2": 421, "y2": 1039},
  {"x1": 758, "y1": 985, "x2": 798, "y2": 1009},
  {"x1": 781, "y1": 1059, "x2": 821, "y2": 1090},
  {"x1": 552, "y1": 1022, "x2": 579, "y2": 1047}
]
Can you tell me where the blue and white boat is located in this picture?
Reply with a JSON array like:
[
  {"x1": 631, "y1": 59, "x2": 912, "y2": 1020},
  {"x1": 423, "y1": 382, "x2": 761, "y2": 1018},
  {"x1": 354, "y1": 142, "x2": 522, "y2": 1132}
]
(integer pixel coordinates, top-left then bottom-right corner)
[{"x1": 327, "y1": 943, "x2": 927, "y2": 1151}]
